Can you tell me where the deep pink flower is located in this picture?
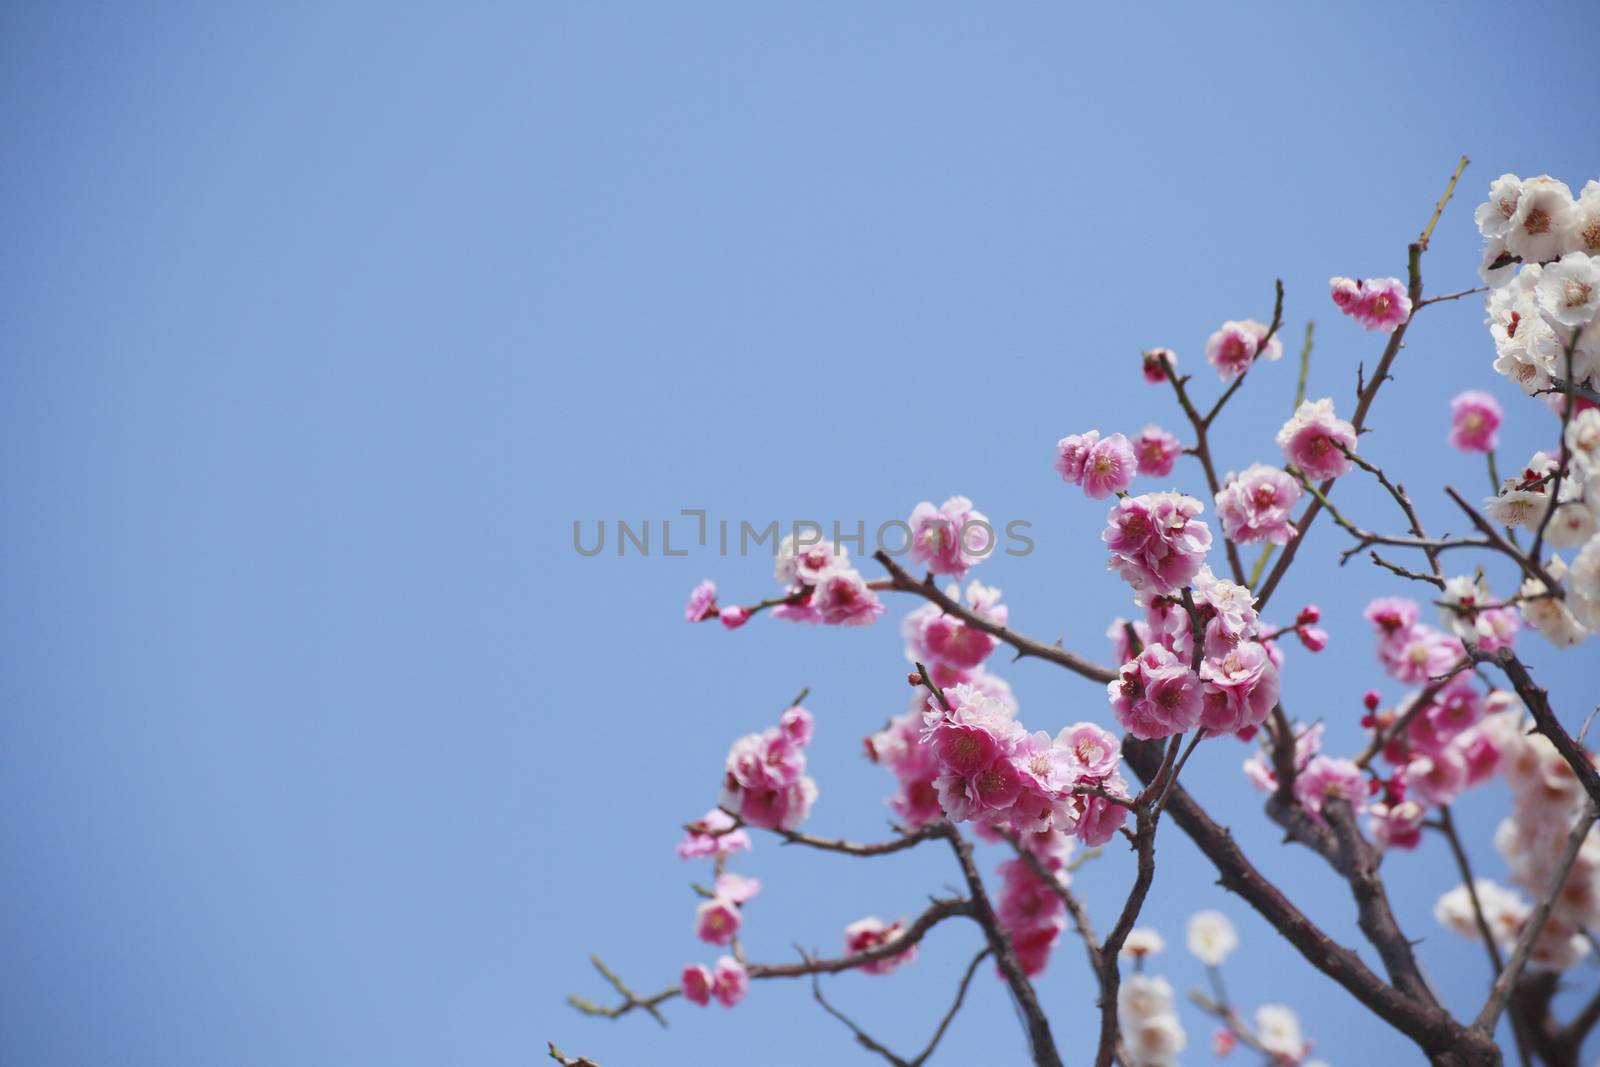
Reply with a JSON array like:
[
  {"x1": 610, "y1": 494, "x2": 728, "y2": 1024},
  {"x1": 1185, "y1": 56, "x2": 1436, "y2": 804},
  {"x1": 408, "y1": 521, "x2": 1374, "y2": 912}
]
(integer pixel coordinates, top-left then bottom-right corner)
[
  {"x1": 1329, "y1": 275, "x2": 1362, "y2": 312},
  {"x1": 1356, "y1": 277, "x2": 1412, "y2": 332},
  {"x1": 1449, "y1": 390, "x2": 1504, "y2": 453},
  {"x1": 844, "y1": 917, "x2": 919, "y2": 975},
  {"x1": 1103, "y1": 492, "x2": 1213, "y2": 596},
  {"x1": 780, "y1": 705, "x2": 815, "y2": 746},
  {"x1": 1205, "y1": 319, "x2": 1281, "y2": 381},
  {"x1": 681, "y1": 963, "x2": 714, "y2": 1006},
  {"x1": 1215, "y1": 464, "x2": 1302, "y2": 545},
  {"x1": 695, "y1": 897, "x2": 742, "y2": 945},
  {"x1": 1368, "y1": 799, "x2": 1426, "y2": 850},
  {"x1": 1198, "y1": 641, "x2": 1280, "y2": 734},
  {"x1": 1055, "y1": 431, "x2": 1100, "y2": 485},
  {"x1": 685, "y1": 579, "x2": 718, "y2": 622},
  {"x1": 1298, "y1": 626, "x2": 1328, "y2": 652},
  {"x1": 1277, "y1": 398, "x2": 1357, "y2": 480},
  {"x1": 1365, "y1": 597, "x2": 1420, "y2": 636},
  {"x1": 908, "y1": 496, "x2": 992, "y2": 577},
  {"x1": 718, "y1": 605, "x2": 750, "y2": 629},
  {"x1": 1108, "y1": 644, "x2": 1202, "y2": 740},
  {"x1": 1081, "y1": 432, "x2": 1139, "y2": 499},
  {"x1": 712, "y1": 957, "x2": 748, "y2": 1007},
  {"x1": 1142, "y1": 348, "x2": 1176, "y2": 383},
  {"x1": 935, "y1": 721, "x2": 1004, "y2": 777},
  {"x1": 1134, "y1": 425, "x2": 1183, "y2": 478},
  {"x1": 811, "y1": 567, "x2": 885, "y2": 626},
  {"x1": 1076, "y1": 776, "x2": 1132, "y2": 846}
]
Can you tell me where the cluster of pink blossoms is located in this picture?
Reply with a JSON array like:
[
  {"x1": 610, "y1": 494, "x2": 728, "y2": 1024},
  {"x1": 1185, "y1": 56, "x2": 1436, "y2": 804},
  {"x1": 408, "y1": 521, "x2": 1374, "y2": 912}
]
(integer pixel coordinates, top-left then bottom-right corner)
[
  {"x1": 1205, "y1": 319, "x2": 1283, "y2": 381},
  {"x1": 1107, "y1": 567, "x2": 1283, "y2": 740},
  {"x1": 720, "y1": 704, "x2": 819, "y2": 832},
  {"x1": 1328, "y1": 275, "x2": 1413, "y2": 332},
  {"x1": 681, "y1": 957, "x2": 748, "y2": 1009},
  {"x1": 908, "y1": 496, "x2": 992, "y2": 578},
  {"x1": 1364, "y1": 596, "x2": 1470, "y2": 684},
  {"x1": 1057, "y1": 428, "x2": 1184, "y2": 499},
  {"x1": 1103, "y1": 491, "x2": 1213, "y2": 596},
  {"x1": 841, "y1": 916, "x2": 918, "y2": 975},
  {"x1": 1276, "y1": 398, "x2": 1358, "y2": 481},
  {"x1": 901, "y1": 580, "x2": 1004, "y2": 678},
  {"x1": 1215, "y1": 463, "x2": 1303, "y2": 546},
  {"x1": 918, "y1": 681, "x2": 1130, "y2": 846},
  {"x1": 694, "y1": 872, "x2": 762, "y2": 946},
  {"x1": 676, "y1": 808, "x2": 751, "y2": 859},
  {"x1": 996, "y1": 830, "x2": 1076, "y2": 976}
]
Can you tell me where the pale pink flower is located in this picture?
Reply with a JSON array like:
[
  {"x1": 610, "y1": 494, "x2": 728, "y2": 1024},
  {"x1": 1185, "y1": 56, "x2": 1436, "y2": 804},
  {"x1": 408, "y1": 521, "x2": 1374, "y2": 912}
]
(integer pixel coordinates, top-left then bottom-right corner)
[
  {"x1": 1212, "y1": 1027, "x2": 1239, "y2": 1056},
  {"x1": 811, "y1": 567, "x2": 885, "y2": 626},
  {"x1": 712, "y1": 957, "x2": 748, "y2": 1007},
  {"x1": 1103, "y1": 492, "x2": 1213, "y2": 596},
  {"x1": 1476, "y1": 606, "x2": 1520, "y2": 652},
  {"x1": 677, "y1": 809, "x2": 752, "y2": 860},
  {"x1": 1134, "y1": 425, "x2": 1183, "y2": 478},
  {"x1": 1081, "y1": 433, "x2": 1139, "y2": 499},
  {"x1": 1277, "y1": 398, "x2": 1357, "y2": 481},
  {"x1": 1142, "y1": 348, "x2": 1176, "y2": 383},
  {"x1": 1058, "y1": 721, "x2": 1122, "y2": 779},
  {"x1": 681, "y1": 963, "x2": 714, "y2": 1006},
  {"x1": 1055, "y1": 430, "x2": 1100, "y2": 485},
  {"x1": 908, "y1": 496, "x2": 992, "y2": 577},
  {"x1": 844, "y1": 917, "x2": 919, "y2": 975},
  {"x1": 1404, "y1": 749, "x2": 1468, "y2": 806},
  {"x1": 1368, "y1": 799, "x2": 1427, "y2": 851},
  {"x1": 713, "y1": 872, "x2": 761, "y2": 906},
  {"x1": 695, "y1": 897, "x2": 742, "y2": 945},
  {"x1": 1449, "y1": 390, "x2": 1504, "y2": 453},
  {"x1": 780, "y1": 705, "x2": 814, "y2": 746},
  {"x1": 1294, "y1": 756, "x2": 1366, "y2": 824},
  {"x1": 685, "y1": 579, "x2": 718, "y2": 622},
  {"x1": 1108, "y1": 644, "x2": 1202, "y2": 740},
  {"x1": 1329, "y1": 275, "x2": 1362, "y2": 313},
  {"x1": 1215, "y1": 464, "x2": 1302, "y2": 545},
  {"x1": 1365, "y1": 597, "x2": 1420, "y2": 637},
  {"x1": 1354, "y1": 276, "x2": 1412, "y2": 332}
]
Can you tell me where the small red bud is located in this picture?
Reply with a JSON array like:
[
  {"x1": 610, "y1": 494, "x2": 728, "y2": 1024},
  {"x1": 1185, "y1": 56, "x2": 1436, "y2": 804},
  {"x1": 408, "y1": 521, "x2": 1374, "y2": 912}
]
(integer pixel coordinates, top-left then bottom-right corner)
[{"x1": 1363, "y1": 690, "x2": 1382, "y2": 712}]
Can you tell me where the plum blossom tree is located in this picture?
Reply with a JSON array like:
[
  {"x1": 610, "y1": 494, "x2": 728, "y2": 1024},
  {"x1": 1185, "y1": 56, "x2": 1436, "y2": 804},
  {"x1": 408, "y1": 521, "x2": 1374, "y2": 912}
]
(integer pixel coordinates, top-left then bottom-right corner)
[{"x1": 552, "y1": 156, "x2": 1600, "y2": 1067}]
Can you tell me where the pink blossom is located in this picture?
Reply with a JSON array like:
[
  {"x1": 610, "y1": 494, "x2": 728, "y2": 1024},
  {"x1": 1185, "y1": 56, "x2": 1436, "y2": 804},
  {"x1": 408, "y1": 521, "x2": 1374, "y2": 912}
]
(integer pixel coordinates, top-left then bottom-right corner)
[
  {"x1": 865, "y1": 710, "x2": 945, "y2": 829},
  {"x1": 1081, "y1": 433, "x2": 1139, "y2": 499},
  {"x1": 1365, "y1": 597, "x2": 1420, "y2": 636},
  {"x1": 1475, "y1": 606, "x2": 1519, "y2": 652},
  {"x1": 718, "y1": 605, "x2": 750, "y2": 629},
  {"x1": 780, "y1": 705, "x2": 814, "y2": 746},
  {"x1": 1215, "y1": 464, "x2": 1302, "y2": 545},
  {"x1": 1076, "y1": 775, "x2": 1132, "y2": 845},
  {"x1": 1293, "y1": 755, "x2": 1366, "y2": 824},
  {"x1": 1142, "y1": 348, "x2": 1176, "y2": 383},
  {"x1": 1206, "y1": 319, "x2": 1282, "y2": 381},
  {"x1": 1448, "y1": 390, "x2": 1504, "y2": 453},
  {"x1": 908, "y1": 496, "x2": 992, "y2": 577},
  {"x1": 685, "y1": 579, "x2": 718, "y2": 622},
  {"x1": 1058, "y1": 721, "x2": 1122, "y2": 779},
  {"x1": 1198, "y1": 641, "x2": 1280, "y2": 735},
  {"x1": 844, "y1": 917, "x2": 919, "y2": 975},
  {"x1": 681, "y1": 963, "x2": 714, "y2": 1006},
  {"x1": 1298, "y1": 626, "x2": 1328, "y2": 652},
  {"x1": 713, "y1": 872, "x2": 761, "y2": 905},
  {"x1": 811, "y1": 567, "x2": 885, "y2": 626},
  {"x1": 1277, "y1": 398, "x2": 1357, "y2": 481},
  {"x1": 1213, "y1": 1027, "x2": 1239, "y2": 1056},
  {"x1": 1368, "y1": 799, "x2": 1426, "y2": 851},
  {"x1": 1404, "y1": 749, "x2": 1468, "y2": 806},
  {"x1": 1330, "y1": 276, "x2": 1412, "y2": 332},
  {"x1": 1055, "y1": 431, "x2": 1100, "y2": 485},
  {"x1": 1425, "y1": 680, "x2": 1484, "y2": 742},
  {"x1": 1108, "y1": 644, "x2": 1202, "y2": 740},
  {"x1": 1383, "y1": 626, "x2": 1464, "y2": 686},
  {"x1": 677, "y1": 809, "x2": 752, "y2": 860},
  {"x1": 1457, "y1": 727, "x2": 1501, "y2": 786},
  {"x1": 902, "y1": 585, "x2": 1005, "y2": 672},
  {"x1": 712, "y1": 957, "x2": 748, "y2": 1007},
  {"x1": 1134, "y1": 425, "x2": 1183, "y2": 478},
  {"x1": 696, "y1": 897, "x2": 742, "y2": 945},
  {"x1": 1103, "y1": 492, "x2": 1213, "y2": 596},
  {"x1": 996, "y1": 857, "x2": 1066, "y2": 977},
  {"x1": 721, "y1": 714, "x2": 819, "y2": 832}
]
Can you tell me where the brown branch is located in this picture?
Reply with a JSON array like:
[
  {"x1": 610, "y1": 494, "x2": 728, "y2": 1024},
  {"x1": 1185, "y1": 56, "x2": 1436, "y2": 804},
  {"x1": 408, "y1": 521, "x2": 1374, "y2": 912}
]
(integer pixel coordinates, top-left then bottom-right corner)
[
  {"x1": 811, "y1": 947, "x2": 992, "y2": 1067},
  {"x1": 1094, "y1": 804, "x2": 1160, "y2": 1067},
  {"x1": 873, "y1": 550, "x2": 1116, "y2": 685},
  {"x1": 1475, "y1": 648, "x2": 1600, "y2": 811},
  {"x1": 548, "y1": 1043, "x2": 604, "y2": 1067}
]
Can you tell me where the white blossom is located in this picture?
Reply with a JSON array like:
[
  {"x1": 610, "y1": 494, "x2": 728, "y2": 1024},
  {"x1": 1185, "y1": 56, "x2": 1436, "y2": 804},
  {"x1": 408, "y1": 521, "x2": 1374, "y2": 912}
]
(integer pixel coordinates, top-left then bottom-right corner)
[
  {"x1": 1185, "y1": 910, "x2": 1238, "y2": 966},
  {"x1": 1535, "y1": 251, "x2": 1600, "y2": 326}
]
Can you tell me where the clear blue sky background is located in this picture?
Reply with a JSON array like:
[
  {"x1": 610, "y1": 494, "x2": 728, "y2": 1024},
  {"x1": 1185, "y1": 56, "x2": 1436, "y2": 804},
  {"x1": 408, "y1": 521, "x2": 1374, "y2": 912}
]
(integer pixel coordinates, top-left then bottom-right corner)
[{"x1": 3, "y1": 3, "x2": 1597, "y2": 1065}]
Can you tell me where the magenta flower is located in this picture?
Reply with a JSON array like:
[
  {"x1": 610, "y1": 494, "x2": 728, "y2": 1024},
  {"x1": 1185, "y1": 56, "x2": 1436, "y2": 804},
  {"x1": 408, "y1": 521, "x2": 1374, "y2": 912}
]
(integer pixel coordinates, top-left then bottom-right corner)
[
  {"x1": 1133, "y1": 425, "x2": 1183, "y2": 478},
  {"x1": 695, "y1": 897, "x2": 742, "y2": 946},
  {"x1": 780, "y1": 705, "x2": 814, "y2": 746},
  {"x1": 718, "y1": 605, "x2": 750, "y2": 629},
  {"x1": 1215, "y1": 463, "x2": 1302, "y2": 545},
  {"x1": 907, "y1": 496, "x2": 992, "y2": 577},
  {"x1": 1448, "y1": 390, "x2": 1503, "y2": 453},
  {"x1": 1103, "y1": 492, "x2": 1213, "y2": 596},
  {"x1": 681, "y1": 963, "x2": 714, "y2": 1006},
  {"x1": 844, "y1": 916, "x2": 919, "y2": 975},
  {"x1": 1108, "y1": 644, "x2": 1202, "y2": 740},
  {"x1": 712, "y1": 957, "x2": 748, "y2": 1007},
  {"x1": 1198, "y1": 641, "x2": 1280, "y2": 735},
  {"x1": 1081, "y1": 432, "x2": 1138, "y2": 499},
  {"x1": 1277, "y1": 398, "x2": 1357, "y2": 481},
  {"x1": 1141, "y1": 348, "x2": 1176, "y2": 383},
  {"x1": 811, "y1": 567, "x2": 885, "y2": 626},
  {"x1": 1205, "y1": 319, "x2": 1281, "y2": 381},
  {"x1": 1329, "y1": 275, "x2": 1412, "y2": 332}
]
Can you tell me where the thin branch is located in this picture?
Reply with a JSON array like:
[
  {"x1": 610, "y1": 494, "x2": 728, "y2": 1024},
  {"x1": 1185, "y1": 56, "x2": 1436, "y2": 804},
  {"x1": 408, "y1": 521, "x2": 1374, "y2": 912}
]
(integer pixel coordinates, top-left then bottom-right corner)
[
  {"x1": 874, "y1": 550, "x2": 1116, "y2": 685},
  {"x1": 1352, "y1": 658, "x2": 1473, "y2": 770},
  {"x1": 1476, "y1": 648, "x2": 1600, "y2": 811},
  {"x1": 1475, "y1": 802, "x2": 1600, "y2": 1033},
  {"x1": 812, "y1": 947, "x2": 992, "y2": 1067}
]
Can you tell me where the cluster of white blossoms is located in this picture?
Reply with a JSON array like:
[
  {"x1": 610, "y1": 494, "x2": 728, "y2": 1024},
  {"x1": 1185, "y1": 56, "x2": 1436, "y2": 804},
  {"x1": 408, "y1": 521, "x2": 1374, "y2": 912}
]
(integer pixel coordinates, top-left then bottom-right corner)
[
  {"x1": 1477, "y1": 175, "x2": 1600, "y2": 399},
  {"x1": 1436, "y1": 709, "x2": 1600, "y2": 970},
  {"x1": 1117, "y1": 972, "x2": 1186, "y2": 1067},
  {"x1": 1486, "y1": 408, "x2": 1600, "y2": 648}
]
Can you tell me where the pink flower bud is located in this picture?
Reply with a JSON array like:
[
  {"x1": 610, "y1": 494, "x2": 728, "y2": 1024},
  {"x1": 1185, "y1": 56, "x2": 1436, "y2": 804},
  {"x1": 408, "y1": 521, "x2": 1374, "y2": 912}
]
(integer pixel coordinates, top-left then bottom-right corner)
[
  {"x1": 719, "y1": 605, "x2": 750, "y2": 630},
  {"x1": 1297, "y1": 625, "x2": 1329, "y2": 652},
  {"x1": 1296, "y1": 604, "x2": 1321, "y2": 625}
]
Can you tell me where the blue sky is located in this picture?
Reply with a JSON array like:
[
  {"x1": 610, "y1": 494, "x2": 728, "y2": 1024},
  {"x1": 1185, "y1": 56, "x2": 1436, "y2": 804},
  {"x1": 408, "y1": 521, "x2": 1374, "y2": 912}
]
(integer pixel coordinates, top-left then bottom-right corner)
[{"x1": 3, "y1": 3, "x2": 1598, "y2": 1065}]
